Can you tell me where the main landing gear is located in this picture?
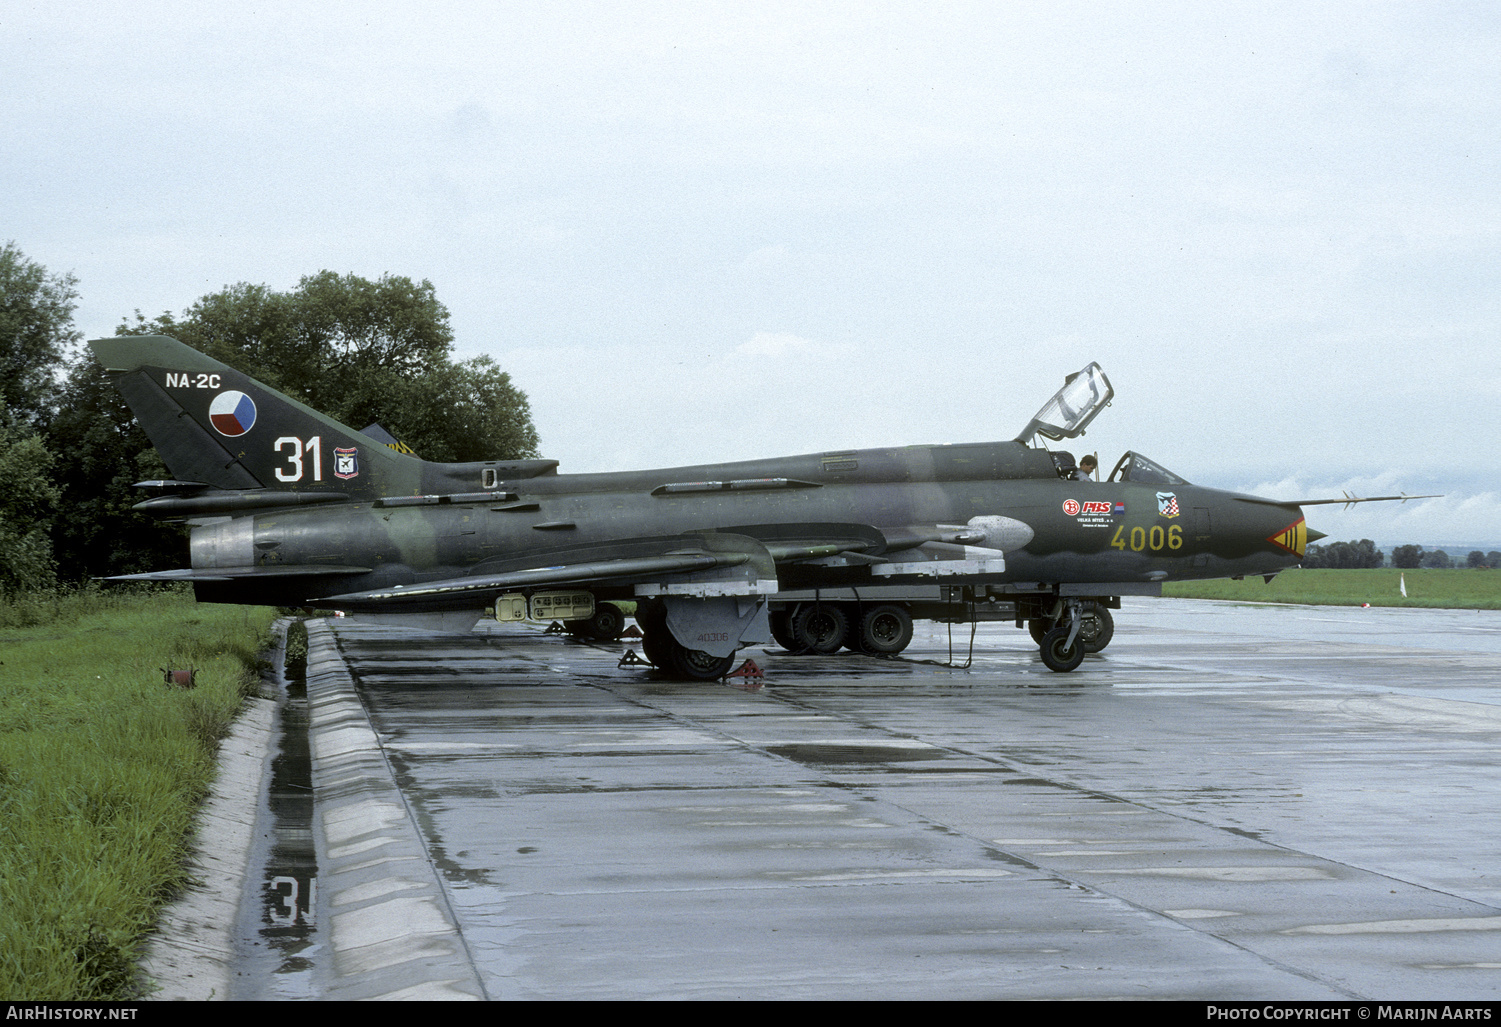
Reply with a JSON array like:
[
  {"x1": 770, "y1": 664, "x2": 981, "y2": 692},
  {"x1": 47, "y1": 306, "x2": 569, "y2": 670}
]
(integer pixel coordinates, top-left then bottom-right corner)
[
  {"x1": 630, "y1": 593, "x2": 1112, "y2": 678},
  {"x1": 632, "y1": 599, "x2": 736, "y2": 682},
  {"x1": 634, "y1": 599, "x2": 921, "y2": 681}
]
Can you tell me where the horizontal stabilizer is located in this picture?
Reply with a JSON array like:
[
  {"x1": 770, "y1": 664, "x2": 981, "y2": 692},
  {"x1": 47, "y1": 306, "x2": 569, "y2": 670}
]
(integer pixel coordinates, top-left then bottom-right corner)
[
  {"x1": 104, "y1": 565, "x2": 373, "y2": 583},
  {"x1": 134, "y1": 490, "x2": 352, "y2": 517}
]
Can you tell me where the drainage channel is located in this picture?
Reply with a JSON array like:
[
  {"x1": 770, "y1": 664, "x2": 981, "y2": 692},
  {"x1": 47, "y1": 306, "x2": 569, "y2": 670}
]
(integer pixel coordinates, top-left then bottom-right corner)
[{"x1": 232, "y1": 619, "x2": 322, "y2": 999}]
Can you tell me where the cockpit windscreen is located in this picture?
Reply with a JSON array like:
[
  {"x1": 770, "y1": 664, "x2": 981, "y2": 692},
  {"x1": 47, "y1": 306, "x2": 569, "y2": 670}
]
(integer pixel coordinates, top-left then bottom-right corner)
[{"x1": 1107, "y1": 451, "x2": 1189, "y2": 486}]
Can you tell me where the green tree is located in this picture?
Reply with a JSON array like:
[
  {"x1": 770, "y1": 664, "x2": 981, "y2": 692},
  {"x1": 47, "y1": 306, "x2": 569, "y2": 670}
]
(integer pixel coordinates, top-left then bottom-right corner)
[
  {"x1": 335, "y1": 354, "x2": 541, "y2": 463},
  {"x1": 1391, "y1": 544, "x2": 1424, "y2": 569},
  {"x1": 0, "y1": 241, "x2": 81, "y2": 427},
  {"x1": 41, "y1": 270, "x2": 539, "y2": 582},
  {"x1": 119, "y1": 271, "x2": 538, "y2": 461},
  {"x1": 1301, "y1": 539, "x2": 1383, "y2": 569},
  {"x1": 44, "y1": 360, "x2": 187, "y2": 581},
  {"x1": 0, "y1": 400, "x2": 61, "y2": 592},
  {"x1": 1355, "y1": 539, "x2": 1384, "y2": 568}
]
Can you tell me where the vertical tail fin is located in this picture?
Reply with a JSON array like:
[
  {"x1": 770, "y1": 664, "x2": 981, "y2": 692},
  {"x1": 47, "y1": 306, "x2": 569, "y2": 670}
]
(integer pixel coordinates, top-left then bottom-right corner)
[{"x1": 88, "y1": 335, "x2": 421, "y2": 499}]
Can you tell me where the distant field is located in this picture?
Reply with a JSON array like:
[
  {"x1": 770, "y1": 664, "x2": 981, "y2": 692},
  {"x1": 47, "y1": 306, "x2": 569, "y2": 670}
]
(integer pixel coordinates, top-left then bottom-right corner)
[{"x1": 1163, "y1": 569, "x2": 1501, "y2": 609}]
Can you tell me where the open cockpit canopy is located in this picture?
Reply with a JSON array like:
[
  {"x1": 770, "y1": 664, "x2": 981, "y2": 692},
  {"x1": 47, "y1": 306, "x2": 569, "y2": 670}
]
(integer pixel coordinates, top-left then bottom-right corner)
[{"x1": 1015, "y1": 362, "x2": 1113, "y2": 444}]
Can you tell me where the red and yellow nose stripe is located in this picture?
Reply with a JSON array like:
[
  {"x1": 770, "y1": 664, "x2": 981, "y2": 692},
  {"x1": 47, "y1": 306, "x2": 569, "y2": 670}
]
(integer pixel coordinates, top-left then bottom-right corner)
[{"x1": 1267, "y1": 517, "x2": 1308, "y2": 557}]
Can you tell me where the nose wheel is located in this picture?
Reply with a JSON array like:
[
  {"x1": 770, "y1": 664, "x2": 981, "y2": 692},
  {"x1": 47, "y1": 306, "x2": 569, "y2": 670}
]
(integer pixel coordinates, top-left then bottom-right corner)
[
  {"x1": 1039, "y1": 624, "x2": 1086, "y2": 672},
  {"x1": 1030, "y1": 599, "x2": 1112, "y2": 670},
  {"x1": 1036, "y1": 598, "x2": 1100, "y2": 672}
]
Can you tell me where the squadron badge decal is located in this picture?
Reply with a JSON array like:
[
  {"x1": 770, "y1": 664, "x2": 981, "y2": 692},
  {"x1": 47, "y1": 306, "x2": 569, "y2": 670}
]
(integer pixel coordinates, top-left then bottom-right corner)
[
  {"x1": 334, "y1": 447, "x2": 360, "y2": 480},
  {"x1": 1157, "y1": 492, "x2": 1180, "y2": 518}
]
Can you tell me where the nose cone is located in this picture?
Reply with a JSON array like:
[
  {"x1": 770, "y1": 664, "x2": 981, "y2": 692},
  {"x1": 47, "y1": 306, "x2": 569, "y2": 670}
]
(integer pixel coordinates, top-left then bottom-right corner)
[{"x1": 1306, "y1": 526, "x2": 1328, "y2": 544}]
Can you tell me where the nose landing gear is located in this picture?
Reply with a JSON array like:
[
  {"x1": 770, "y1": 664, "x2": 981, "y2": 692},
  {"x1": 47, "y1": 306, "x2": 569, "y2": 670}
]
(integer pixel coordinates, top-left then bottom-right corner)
[{"x1": 1034, "y1": 598, "x2": 1113, "y2": 672}]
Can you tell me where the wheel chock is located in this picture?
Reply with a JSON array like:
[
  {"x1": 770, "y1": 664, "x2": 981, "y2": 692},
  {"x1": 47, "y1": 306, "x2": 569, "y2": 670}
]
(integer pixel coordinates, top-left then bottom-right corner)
[
  {"x1": 618, "y1": 648, "x2": 650, "y2": 667},
  {"x1": 622, "y1": 624, "x2": 643, "y2": 638},
  {"x1": 723, "y1": 658, "x2": 764, "y2": 684},
  {"x1": 544, "y1": 620, "x2": 567, "y2": 634}
]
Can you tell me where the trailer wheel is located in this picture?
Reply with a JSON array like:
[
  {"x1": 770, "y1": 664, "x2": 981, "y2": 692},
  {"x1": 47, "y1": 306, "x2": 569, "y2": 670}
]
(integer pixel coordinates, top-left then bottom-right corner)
[
  {"x1": 769, "y1": 610, "x2": 799, "y2": 651},
  {"x1": 790, "y1": 604, "x2": 848, "y2": 655},
  {"x1": 585, "y1": 602, "x2": 627, "y2": 640},
  {"x1": 857, "y1": 604, "x2": 913, "y2": 655}
]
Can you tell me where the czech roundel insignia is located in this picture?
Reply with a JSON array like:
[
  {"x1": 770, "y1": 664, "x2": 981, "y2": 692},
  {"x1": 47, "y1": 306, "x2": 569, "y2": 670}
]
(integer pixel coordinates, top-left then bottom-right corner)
[
  {"x1": 1156, "y1": 492, "x2": 1180, "y2": 518},
  {"x1": 207, "y1": 391, "x2": 257, "y2": 437},
  {"x1": 334, "y1": 447, "x2": 359, "y2": 479}
]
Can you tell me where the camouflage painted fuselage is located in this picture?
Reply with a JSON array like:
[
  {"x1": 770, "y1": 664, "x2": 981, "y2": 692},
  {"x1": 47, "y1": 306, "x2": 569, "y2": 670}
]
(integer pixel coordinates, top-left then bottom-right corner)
[
  {"x1": 188, "y1": 440, "x2": 1306, "y2": 610},
  {"x1": 89, "y1": 334, "x2": 1308, "y2": 616}
]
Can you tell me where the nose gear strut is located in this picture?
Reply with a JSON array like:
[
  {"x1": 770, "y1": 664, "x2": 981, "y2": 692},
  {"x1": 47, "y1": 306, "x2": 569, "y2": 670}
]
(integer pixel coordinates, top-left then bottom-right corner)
[{"x1": 1039, "y1": 597, "x2": 1087, "y2": 672}]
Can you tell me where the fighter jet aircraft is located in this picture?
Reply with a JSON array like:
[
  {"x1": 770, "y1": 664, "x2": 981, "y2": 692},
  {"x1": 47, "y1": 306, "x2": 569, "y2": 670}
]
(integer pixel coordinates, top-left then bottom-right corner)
[{"x1": 91, "y1": 335, "x2": 1429, "y2": 677}]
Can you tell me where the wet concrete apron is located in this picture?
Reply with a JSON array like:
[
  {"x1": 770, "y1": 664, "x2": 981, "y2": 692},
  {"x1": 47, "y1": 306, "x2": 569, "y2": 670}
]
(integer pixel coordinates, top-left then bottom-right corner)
[{"x1": 293, "y1": 600, "x2": 1501, "y2": 1000}]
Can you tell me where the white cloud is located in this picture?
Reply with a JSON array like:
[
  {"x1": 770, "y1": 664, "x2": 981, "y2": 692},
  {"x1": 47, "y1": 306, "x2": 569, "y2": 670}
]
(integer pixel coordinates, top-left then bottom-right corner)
[
  {"x1": 734, "y1": 331, "x2": 850, "y2": 359},
  {"x1": 8, "y1": 3, "x2": 1501, "y2": 542}
]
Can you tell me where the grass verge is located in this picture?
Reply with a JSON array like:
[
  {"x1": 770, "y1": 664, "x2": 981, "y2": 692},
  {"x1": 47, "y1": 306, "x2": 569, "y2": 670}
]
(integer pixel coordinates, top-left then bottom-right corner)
[
  {"x1": 1163, "y1": 568, "x2": 1501, "y2": 609},
  {"x1": 0, "y1": 585, "x2": 275, "y2": 999}
]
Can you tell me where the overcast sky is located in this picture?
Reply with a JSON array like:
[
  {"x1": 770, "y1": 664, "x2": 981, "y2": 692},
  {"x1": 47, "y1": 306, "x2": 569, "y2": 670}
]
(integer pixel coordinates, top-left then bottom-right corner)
[{"x1": 5, "y1": 2, "x2": 1498, "y2": 546}]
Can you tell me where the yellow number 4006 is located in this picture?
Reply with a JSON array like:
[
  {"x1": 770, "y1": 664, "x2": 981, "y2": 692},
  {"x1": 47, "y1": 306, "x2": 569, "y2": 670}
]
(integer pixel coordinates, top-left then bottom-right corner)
[{"x1": 1112, "y1": 524, "x2": 1183, "y2": 552}]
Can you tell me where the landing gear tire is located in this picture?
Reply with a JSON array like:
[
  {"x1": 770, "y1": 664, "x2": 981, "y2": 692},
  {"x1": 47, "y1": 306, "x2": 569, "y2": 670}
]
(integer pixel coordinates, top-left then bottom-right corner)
[
  {"x1": 631, "y1": 599, "x2": 734, "y2": 680},
  {"x1": 1040, "y1": 625, "x2": 1086, "y2": 673},
  {"x1": 634, "y1": 600, "x2": 670, "y2": 668},
  {"x1": 665, "y1": 641, "x2": 735, "y2": 681},
  {"x1": 856, "y1": 604, "x2": 913, "y2": 655},
  {"x1": 790, "y1": 604, "x2": 849, "y2": 655},
  {"x1": 572, "y1": 602, "x2": 626, "y2": 641},
  {"x1": 1077, "y1": 603, "x2": 1114, "y2": 653}
]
